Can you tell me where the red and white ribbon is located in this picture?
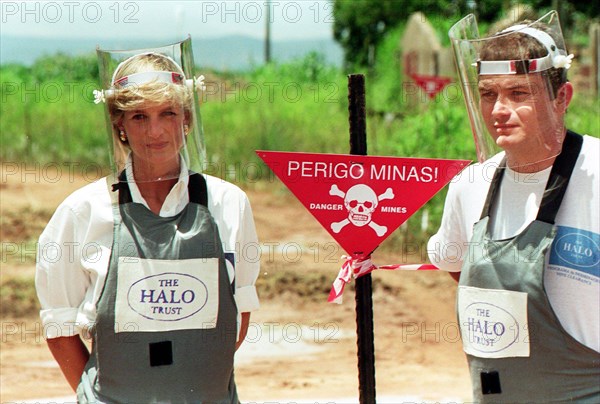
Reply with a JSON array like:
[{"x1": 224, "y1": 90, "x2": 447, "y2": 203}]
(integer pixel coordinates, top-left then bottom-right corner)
[{"x1": 328, "y1": 255, "x2": 438, "y2": 304}]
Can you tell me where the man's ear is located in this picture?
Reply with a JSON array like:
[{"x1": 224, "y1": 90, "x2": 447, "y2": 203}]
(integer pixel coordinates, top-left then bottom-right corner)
[{"x1": 555, "y1": 82, "x2": 573, "y2": 113}]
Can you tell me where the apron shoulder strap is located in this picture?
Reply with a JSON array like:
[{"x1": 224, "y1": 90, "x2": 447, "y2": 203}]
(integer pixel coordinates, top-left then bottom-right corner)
[
  {"x1": 105, "y1": 171, "x2": 132, "y2": 205},
  {"x1": 536, "y1": 130, "x2": 583, "y2": 224},
  {"x1": 480, "y1": 158, "x2": 507, "y2": 220},
  {"x1": 108, "y1": 171, "x2": 133, "y2": 205},
  {"x1": 480, "y1": 130, "x2": 583, "y2": 223},
  {"x1": 105, "y1": 173, "x2": 118, "y2": 205},
  {"x1": 188, "y1": 173, "x2": 208, "y2": 207}
]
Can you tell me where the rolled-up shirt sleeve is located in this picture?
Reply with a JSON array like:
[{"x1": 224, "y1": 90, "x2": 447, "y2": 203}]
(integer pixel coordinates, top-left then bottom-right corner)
[
  {"x1": 35, "y1": 180, "x2": 112, "y2": 339},
  {"x1": 35, "y1": 204, "x2": 92, "y2": 339}
]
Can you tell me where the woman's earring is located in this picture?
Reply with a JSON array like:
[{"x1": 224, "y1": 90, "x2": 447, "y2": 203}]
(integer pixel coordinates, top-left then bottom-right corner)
[
  {"x1": 119, "y1": 129, "x2": 127, "y2": 142},
  {"x1": 183, "y1": 124, "x2": 189, "y2": 135}
]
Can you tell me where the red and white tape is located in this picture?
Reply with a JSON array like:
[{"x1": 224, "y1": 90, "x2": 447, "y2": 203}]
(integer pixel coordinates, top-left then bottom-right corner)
[{"x1": 328, "y1": 256, "x2": 438, "y2": 304}]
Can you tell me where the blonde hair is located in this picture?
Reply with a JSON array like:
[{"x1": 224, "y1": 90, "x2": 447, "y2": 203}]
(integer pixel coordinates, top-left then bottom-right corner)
[{"x1": 106, "y1": 53, "x2": 193, "y2": 127}]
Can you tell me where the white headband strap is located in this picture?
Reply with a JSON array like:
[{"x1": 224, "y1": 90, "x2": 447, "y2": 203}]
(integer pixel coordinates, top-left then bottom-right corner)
[
  {"x1": 477, "y1": 25, "x2": 573, "y2": 75},
  {"x1": 113, "y1": 71, "x2": 184, "y2": 87},
  {"x1": 93, "y1": 52, "x2": 206, "y2": 104},
  {"x1": 501, "y1": 25, "x2": 558, "y2": 54}
]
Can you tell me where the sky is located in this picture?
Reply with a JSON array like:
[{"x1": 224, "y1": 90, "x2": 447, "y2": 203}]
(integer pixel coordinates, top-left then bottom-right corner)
[{"x1": 0, "y1": 0, "x2": 336, "y2": 41}]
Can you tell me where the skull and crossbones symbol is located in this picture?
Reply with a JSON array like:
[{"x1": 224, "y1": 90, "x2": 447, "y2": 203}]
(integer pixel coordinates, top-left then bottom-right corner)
[{"x1": 329, "y1": 184, "x2": 394, "y2": 236}]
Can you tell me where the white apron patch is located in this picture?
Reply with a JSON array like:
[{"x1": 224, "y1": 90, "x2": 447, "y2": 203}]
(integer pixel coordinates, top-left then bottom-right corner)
[
  {"x1": 458, "y1": 285, "x2": 529, "y2": 358},
  {"x1": 114, "y1": 257, "x2": 219, "y2": 333}
]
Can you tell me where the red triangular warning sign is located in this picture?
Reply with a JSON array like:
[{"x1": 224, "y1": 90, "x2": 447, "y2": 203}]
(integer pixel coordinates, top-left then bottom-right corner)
[
  {"x1": 411, "y1": 74, "x2": 452, "y2": 99},
  {"x1": 257, "y1": 151, "x2": 470, "y2": 256}
]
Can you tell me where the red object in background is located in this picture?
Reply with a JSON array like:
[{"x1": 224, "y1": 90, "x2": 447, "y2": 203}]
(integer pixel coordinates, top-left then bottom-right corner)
[
  {"x1": 257, "y1": 150, "x2": 470, "y2": 257},
  {"x1": 411, "y1": 74, "x2": 452, "y2": 99}
]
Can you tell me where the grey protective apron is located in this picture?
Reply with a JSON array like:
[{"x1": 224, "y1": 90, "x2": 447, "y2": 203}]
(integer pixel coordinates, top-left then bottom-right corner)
[
  {"x1": 77, "y1": 173, "x2": 239, "y2": 403},
  {"x1": 457, "y1": 131, "x2": 600, "y2": 402}
]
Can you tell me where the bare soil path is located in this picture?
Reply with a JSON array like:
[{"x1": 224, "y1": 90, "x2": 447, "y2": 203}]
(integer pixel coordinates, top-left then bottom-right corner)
[{"x1": 0, "y1": 168, "x2": 471, "y2": 403}]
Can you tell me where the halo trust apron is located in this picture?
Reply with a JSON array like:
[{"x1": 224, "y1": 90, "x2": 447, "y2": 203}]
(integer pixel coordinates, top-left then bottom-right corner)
[
  {"x1": 457, "y1": 131, "x2": 600, "y2": 402},
  {"x1": 77, "y1": 173, "x2": 239, "y2": 403}
]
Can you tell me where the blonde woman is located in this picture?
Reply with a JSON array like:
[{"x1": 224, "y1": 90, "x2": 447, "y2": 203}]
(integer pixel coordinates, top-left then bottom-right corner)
[{"x1": 36, "y1": 46, "x2": 259, "y2": 403}]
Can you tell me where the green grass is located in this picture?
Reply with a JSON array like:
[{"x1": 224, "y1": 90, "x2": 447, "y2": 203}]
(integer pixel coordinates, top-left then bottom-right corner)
[
  {"x1": 1, "y1": 25, "x2": 598, "y2": 318},
  {"x1": 1, "y1": 31, "x2": 598, "y2": 251}
]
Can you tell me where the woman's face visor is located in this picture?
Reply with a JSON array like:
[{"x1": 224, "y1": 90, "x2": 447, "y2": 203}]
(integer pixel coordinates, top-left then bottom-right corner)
[{"x1": 96, "y1": 37, "x2": 205, "y2": 183}]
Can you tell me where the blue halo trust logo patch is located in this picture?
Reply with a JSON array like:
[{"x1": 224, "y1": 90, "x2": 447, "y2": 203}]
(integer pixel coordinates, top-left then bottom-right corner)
[
  {"x1": 127, "y1": 272, "x2": 208, "y2": 321},
  {"x1": 550, "y1": 226, "x2": 600, "y2": 278}
]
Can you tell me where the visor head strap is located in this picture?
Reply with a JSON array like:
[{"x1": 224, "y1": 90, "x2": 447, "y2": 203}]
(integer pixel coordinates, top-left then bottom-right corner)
[
  {"x1": 94, "y1": 52, "x2": 205, "y2": 104},
  {"x1": 476, "y1": 24, "x2": 573, "y2": 75}
]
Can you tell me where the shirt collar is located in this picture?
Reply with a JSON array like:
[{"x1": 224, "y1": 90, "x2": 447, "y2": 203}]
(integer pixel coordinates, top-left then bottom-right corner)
[{"x1": 124, "y1": 153, "x2": 190, "y2": 216}]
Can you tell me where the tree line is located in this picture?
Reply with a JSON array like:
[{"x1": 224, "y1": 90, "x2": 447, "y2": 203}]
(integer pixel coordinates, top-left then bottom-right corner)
[{"x1": 332, "y1": 0, "x2": 599, "y2": 69}]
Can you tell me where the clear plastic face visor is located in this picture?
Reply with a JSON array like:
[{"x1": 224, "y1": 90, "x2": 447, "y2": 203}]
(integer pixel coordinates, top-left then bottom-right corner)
[
  {"x1": 96, "y1": 37, "x2": 205, "y2": 183},
  {"x1": 448, "y1": 11, "x2": 573, "y2": 166}
]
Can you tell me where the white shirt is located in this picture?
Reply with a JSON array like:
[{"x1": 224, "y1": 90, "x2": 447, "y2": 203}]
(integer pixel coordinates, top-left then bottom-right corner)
[
  {"x1": 428, "y1": 135, "x2": 600, "y2": 352},
  {"x1": 35, "y1": 164, "x2": 260, "y2": 339}
]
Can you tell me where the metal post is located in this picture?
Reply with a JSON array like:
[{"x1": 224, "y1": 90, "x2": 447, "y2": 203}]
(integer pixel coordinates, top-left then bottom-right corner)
[
  {"x1": 347, "y1": 73, "x2": 376, "y2": 404},
  {"x1": 264, "y1": 0, "x2": 271, "y2": 63}
]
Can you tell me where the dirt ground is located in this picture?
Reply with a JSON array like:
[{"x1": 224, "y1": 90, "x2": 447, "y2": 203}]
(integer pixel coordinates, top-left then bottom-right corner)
[{"x1": 0, "y1": 167, "x2": 472, "y2": 403}]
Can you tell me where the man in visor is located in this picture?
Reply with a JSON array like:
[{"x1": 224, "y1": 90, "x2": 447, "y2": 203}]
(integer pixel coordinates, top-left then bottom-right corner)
[{"x1": 428, "y1": 11, "x2": 599, "y2": 402}]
